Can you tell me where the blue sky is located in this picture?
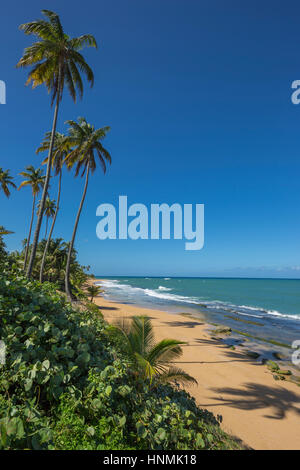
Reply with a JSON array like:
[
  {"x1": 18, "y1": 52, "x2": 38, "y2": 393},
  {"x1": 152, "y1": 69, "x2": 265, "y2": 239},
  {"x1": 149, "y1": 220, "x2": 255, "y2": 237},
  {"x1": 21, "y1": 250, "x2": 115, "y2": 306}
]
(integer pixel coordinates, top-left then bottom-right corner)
[{"x1": 1, "y1": 0, "x2": 300, "y2": 277}]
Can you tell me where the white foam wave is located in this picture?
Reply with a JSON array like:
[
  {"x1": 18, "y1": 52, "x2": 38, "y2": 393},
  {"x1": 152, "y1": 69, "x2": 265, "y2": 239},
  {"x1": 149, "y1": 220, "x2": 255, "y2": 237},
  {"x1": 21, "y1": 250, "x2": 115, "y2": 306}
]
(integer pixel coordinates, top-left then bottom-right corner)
[{"x1": 97, "y1": 280, "x2": 300, "y2": 322}]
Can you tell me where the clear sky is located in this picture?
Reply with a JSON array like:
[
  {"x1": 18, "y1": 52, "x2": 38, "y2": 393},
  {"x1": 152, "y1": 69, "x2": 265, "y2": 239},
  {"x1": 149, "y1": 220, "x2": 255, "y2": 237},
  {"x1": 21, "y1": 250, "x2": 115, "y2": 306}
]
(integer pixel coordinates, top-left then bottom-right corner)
[{"x1": 1, "y1": 0, "x2": 300, "y2": 277}]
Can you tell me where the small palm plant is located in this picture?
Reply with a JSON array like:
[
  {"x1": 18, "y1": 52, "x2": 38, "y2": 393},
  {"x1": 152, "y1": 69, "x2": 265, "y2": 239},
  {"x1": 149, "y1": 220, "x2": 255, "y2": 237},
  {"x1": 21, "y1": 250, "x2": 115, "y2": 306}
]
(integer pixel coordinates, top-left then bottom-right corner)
[
  {"x1": 86, "y1": 285, "x2": 102, "y2": 302},
  {"x1": 109, "y1": 315, "x2": 197, "y2": 387},
  {"x1": 0, "y1": 168, "x2": 16, "y2": 197}
]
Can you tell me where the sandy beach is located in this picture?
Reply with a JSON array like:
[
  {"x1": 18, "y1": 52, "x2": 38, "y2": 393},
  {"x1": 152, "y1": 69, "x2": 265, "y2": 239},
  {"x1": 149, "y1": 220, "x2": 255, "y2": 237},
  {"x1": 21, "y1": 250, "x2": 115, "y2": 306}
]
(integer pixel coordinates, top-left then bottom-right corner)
[{"x1": 91, "y1": 279, "x2": 300, "y2": 450}]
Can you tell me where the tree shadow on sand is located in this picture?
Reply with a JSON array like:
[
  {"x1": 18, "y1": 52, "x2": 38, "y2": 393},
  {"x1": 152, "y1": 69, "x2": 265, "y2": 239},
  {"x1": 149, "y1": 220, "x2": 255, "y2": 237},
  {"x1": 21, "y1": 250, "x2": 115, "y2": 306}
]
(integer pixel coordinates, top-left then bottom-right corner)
[{"x1": 209, "y1": 382, "x2": 300, "y2": 420}]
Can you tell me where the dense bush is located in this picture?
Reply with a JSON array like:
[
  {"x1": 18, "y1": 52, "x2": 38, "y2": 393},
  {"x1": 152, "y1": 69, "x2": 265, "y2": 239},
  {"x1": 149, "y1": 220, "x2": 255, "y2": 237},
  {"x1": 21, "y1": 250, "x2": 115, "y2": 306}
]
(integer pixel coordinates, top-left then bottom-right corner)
[{"x1": 0, "y1": 271, "x2": 241, "y2": 449}]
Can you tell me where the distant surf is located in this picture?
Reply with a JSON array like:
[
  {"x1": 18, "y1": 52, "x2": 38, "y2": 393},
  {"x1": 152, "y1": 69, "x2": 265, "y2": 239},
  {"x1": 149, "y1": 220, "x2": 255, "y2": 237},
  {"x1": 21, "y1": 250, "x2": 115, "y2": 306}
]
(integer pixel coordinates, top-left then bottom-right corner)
[{"x1": 96, "y1": 277, "x2": 300, "y2": 345}]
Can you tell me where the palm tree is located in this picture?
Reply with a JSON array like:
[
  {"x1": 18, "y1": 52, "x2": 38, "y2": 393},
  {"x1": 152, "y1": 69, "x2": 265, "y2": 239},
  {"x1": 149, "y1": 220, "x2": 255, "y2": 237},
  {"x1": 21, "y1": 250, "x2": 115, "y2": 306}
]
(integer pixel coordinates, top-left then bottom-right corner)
[
  {"x1": 18, "y1": 166, "x2": 45, "y2": 270},
  {"x1": 36, "y1": 131, "x2": 71, "y2": 282},
  {"x1": 0, "y1": 168, "x2": 16, "y2": 197},
  {"x1": 0, "y1": 229, "x2": 14, "y2": 236},
  {"x1": 64, "y1": 117, "x2": 111, "y2": 300},
  {"x1": 110, "y1": 316, "x2": 197, "y2": 387},
  {"x1": 38, "y1": 197, "x2": 56, "y2": 238},
  {"x1": 86, "y1": 285, "x2": 102, "y2": 302},
  {"x1": 17, "y1": 9, "x2": 97, "y2": 278}
]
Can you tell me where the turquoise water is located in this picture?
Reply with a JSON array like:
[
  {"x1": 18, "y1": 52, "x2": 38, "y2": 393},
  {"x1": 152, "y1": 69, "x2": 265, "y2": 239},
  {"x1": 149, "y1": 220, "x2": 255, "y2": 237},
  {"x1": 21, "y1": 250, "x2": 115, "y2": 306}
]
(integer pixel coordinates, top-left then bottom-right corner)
[{"x1": 96, "y1": 277, "x2": 300, "y2": 346}]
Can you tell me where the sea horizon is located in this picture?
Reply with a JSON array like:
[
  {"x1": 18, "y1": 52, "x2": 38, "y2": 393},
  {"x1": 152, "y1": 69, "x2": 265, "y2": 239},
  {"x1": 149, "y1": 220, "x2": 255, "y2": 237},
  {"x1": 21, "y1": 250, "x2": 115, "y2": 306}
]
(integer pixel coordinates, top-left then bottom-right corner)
[{"x1": 95, "y1": 276, "x2": 300, "y2": 348}]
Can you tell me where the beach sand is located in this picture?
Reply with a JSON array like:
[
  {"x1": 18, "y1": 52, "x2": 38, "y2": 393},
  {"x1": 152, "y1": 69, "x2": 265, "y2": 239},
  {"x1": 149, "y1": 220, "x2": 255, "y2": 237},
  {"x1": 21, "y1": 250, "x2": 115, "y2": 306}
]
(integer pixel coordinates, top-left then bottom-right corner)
[{"x1": 90, "y1": 280, "x2": 300, "y2": 450}]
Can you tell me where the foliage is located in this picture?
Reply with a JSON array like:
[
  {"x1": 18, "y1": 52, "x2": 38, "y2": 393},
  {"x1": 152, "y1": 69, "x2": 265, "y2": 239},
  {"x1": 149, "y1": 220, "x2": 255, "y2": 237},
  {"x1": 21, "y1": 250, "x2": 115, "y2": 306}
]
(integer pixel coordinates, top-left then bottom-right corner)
[
  {"x1": 0, "y1": 168, "x2": 16, "y2": 198},
  {"x1": 0, "y1": 272, "x2": 241, "y2": 450},
  {"x1": 109, "y1": 316, "x2": 197, "y2": 387},
  {"x1": 10, "y1": 238, "x2": 90, "y2": 295},
  {"x1": 17, "y1": 10, "x2": 97, "y2": 104},
  {"x1": 0, "y1": 227, "x2": 10, "y2": 261},
  {"x1": 86, "y1": 285, "x2": 102, "y2": 302},
  {"x1": 18, "y1": 166, "x2": 45, "y2": 196}
]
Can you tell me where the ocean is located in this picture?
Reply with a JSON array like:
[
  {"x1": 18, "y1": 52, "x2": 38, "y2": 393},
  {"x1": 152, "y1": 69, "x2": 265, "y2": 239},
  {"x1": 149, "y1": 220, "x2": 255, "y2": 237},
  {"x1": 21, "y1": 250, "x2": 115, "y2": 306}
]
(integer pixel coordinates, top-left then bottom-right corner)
[{"x1": 96, "y1": 277, "x2": 300, "y2": 347}]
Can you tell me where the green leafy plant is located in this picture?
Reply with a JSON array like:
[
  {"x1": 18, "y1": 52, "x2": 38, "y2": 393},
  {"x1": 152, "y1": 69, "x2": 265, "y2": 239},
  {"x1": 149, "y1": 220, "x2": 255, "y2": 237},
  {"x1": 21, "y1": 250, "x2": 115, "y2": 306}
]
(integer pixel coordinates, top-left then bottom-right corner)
[
  {"x1": 86, "y1": 285, "x2": 102, "y2": 302},
  {"x1": 0, "y1": 271, "x2": 241, "y2": 450},
  {"x1": 108, "y1": 315, "x2": 197, "y2": 387}
]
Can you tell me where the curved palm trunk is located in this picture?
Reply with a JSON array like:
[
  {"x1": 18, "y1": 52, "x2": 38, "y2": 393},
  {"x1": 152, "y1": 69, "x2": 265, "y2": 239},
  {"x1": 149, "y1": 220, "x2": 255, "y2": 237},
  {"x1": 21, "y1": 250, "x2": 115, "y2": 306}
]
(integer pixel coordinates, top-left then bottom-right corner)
[
  {"x1": 23, "y1": 194, "x2": 36, "y2": 271},
  {"x1": 65, "y1": 163, "x2": 90, "y2": 300},
  {"x1": 40, "y1": 169, "x2": 62, "y2": 282},
  {"x1": 45, "y1": 218, "x2": 49, "y2": 239},
  {"x1": 26, "y1": 74, "x2": 61, "y2": 279}
]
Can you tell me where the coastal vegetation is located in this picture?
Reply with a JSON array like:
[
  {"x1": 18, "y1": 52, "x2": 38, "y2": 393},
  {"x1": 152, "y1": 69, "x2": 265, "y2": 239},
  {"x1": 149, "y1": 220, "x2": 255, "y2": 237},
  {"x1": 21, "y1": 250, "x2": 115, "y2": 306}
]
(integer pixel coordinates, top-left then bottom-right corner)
[
  {"x1": 0, "y1": 9, "x2": 243, "y2": 450},
  {"x1": 0, "y1": 264, "x2": 241, "y2": 450},
  {"x1": 109, "y1": 316, "x2": 197, "y2": 387},
  {"x1": 16, "y1": 9, "x2": 97, "y2": 278}
]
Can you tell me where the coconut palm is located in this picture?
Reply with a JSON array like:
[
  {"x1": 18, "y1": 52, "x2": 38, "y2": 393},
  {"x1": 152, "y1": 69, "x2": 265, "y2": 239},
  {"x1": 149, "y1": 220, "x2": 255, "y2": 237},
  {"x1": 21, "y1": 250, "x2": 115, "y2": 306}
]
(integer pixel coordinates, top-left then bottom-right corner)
[
  {"x1": 0, "y1": 229, "x2": 14, "y2": 236},
  {"x1": 17, "y1": 9, "x2": 97, "y2": 278},
  {"x1": 0, "y1": 168, "x2": 16, "y2": 197},
  {"x1": 86, "y1": 285, "x2": 102, "y2": 302},
  {"x1": 64, "y1": 117, "x2": 111, "y2": 300},
  {"x1": 18, "y1": 166, "x2": 45, "y2": 270},
  {"x1": 110, "y1": 316, "x2": 197, "y2": 387},
  {"x1": 36, "y1": 131, "x2": 71, "y2": 281},
  {"x1": 37, "y1": 197, "x2": 56, "y2": 238}
]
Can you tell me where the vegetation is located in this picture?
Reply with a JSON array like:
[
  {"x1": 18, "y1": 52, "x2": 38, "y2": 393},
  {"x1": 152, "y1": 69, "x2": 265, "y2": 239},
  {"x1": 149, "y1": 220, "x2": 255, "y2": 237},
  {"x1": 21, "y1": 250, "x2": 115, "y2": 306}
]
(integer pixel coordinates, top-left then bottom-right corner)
[
  {"x1": 17, "y1": 10, "x2": 97, "y2": 278},
  {"x1": 18, "y1": 166, "x2": 45, "y2": 270},
  {"x1": 36, "y1": 132, "x2": 70, "y2": 282},
  {"x1": 0, "y1": 168, "x2": 16, "y2": 198},
  {"x1": 0, "y1": 269, "x2": 241, "y2": 450},
  {"x1": 64, "y1": 117, "x2": 111, "y2": 300},
  {"x1": 86, "y1": 285, "x2": 102, "y2": 303},
  {"x1": 9, "y1": 238, "x2": 89, "y2": 296},
  {"x1": 109, "y1": 316, "x2": 197, "y2": 387},
  {"x1": 0, "y1": 9, "x2": 244, "y2": 450}
]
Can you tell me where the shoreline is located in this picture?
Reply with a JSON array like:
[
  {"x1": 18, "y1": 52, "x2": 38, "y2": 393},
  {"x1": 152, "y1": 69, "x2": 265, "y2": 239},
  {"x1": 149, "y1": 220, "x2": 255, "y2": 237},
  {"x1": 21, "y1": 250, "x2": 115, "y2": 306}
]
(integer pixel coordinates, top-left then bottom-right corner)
[
  {"x1": 93, "y1": 277, "x2": 300, "y2": 349},
  {"x1": 90, "y1": 278, "x2": 300, "y2": 450}
]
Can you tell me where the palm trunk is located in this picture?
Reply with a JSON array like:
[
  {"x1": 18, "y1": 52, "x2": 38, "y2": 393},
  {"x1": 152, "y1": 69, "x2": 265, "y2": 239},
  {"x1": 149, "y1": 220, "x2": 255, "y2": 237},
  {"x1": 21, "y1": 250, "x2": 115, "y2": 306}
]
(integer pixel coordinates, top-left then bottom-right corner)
[
  {"x1": 45, "y1": 218, "x2": 48, "y2": 239},
  {"x1": 40, "y1": 169, "x2": 62, "y2": 282},
  {"x1": 23, "y1": 194, "x2": 36, "y2": 271},
  {"x1": 26, "y1": 72, "x2": 62, "y2": 279},
  {"x1": 65, "y1": 162, "x2": 90, "y2": 300}
]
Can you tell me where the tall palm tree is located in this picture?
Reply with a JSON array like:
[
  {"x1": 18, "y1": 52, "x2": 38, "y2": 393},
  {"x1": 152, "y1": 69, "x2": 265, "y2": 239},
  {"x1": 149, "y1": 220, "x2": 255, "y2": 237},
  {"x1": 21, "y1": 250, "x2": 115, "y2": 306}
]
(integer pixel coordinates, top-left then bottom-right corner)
[
  {"x1": 0, "y1": 168, "x2": 16, "y2": 197},
  {"x1": 110, "y1": 316, "x2": 197, "y2": 387},
  {"x1": 64, "y1": 117, "x2": 111, "y2": 300},
  {"x1": 18, "y1": 166, "x2": 45, "y2": 270},
  {"x1": 38, "y1": 197, "x2": 56, "y2": 238},
  {"x1": 36, "y1": 131, "x2": 71, "y2": 282},
  {"x1": 17, "y1": 9, "x2": 97, "y2": 278}
]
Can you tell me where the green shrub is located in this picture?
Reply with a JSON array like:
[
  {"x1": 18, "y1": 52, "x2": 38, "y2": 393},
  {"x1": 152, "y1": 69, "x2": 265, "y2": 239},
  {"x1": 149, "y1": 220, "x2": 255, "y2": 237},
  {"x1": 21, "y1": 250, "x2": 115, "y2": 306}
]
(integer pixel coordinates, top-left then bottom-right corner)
[{"x1": 0, "y1": 270, "x2": 242, "y2": 450}]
